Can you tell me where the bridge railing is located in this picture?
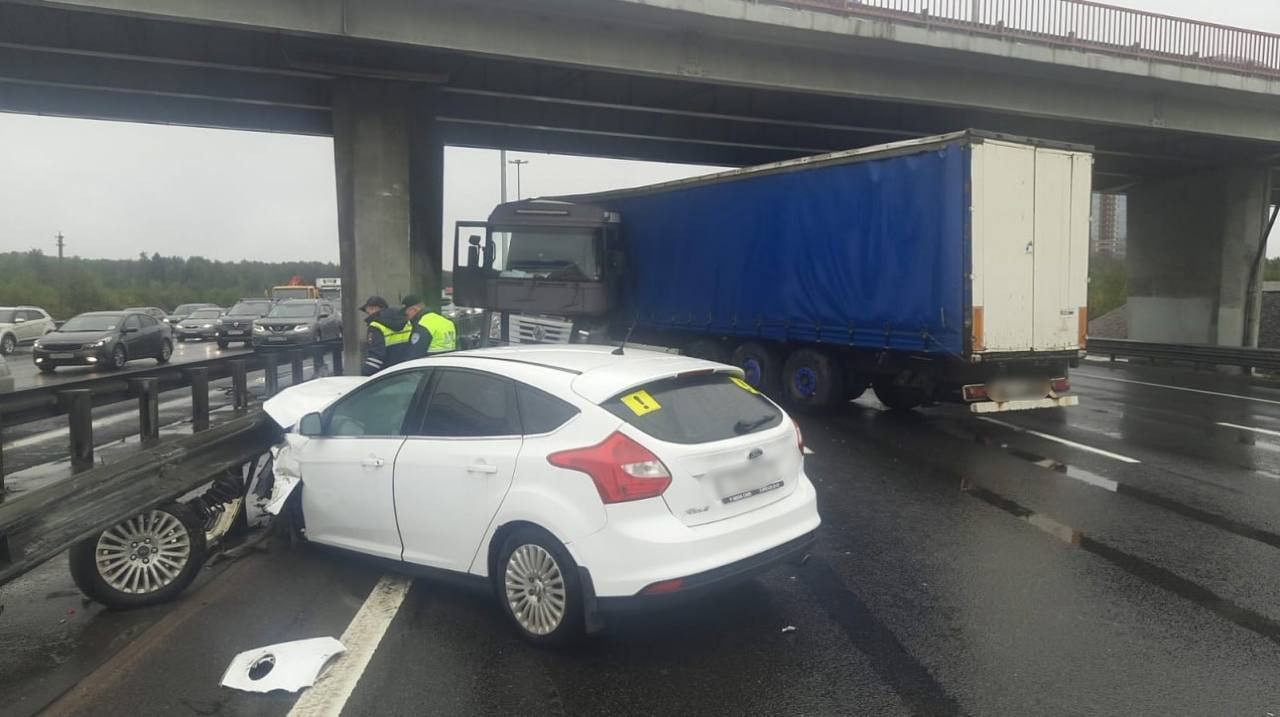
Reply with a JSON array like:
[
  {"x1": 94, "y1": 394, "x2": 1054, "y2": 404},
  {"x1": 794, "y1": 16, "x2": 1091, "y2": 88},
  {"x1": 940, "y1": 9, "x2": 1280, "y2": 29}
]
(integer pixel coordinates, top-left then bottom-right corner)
[{"x1": 767, "y1": 0, "x2": 1280, "y2": 79}]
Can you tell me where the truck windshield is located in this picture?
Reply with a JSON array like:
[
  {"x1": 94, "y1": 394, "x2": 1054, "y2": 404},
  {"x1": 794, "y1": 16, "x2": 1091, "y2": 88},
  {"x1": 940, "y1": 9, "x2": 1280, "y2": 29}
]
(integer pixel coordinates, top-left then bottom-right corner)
[
  {"x1": 504, "y1": 229, "x2": 600, "y2": 280},
  {"x1": 272, "y1": 288, "x2": 314, "y2": 300}
]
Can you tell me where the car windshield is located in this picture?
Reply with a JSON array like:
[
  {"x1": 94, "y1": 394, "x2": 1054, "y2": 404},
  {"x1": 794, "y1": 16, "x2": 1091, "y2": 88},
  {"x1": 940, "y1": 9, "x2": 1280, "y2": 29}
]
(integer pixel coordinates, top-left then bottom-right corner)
[
  {"x1": 503, "y1": 229, "x2": 601, "y2": 280},
  {"x1": 173, "y1": 304, "x2": 205, "y2": 314},
  {"x1": 0, "y1": 310, "x2": 15, "y2": 323},
  {"x1": 188, "y1": 309, "x2": 221, "y2": 319},
  {"x1": 603, "y1": 373, "x2": 783, "y2": 444},
  {"x1": 61, "y1": 314, "x2": 122, "y2": 332},
  {"x1": 268, "y1": 303, "x2": 318, "y2": 318},
  {"x1": 228, "y1": 302, "x2": 271, "y2": 316}
]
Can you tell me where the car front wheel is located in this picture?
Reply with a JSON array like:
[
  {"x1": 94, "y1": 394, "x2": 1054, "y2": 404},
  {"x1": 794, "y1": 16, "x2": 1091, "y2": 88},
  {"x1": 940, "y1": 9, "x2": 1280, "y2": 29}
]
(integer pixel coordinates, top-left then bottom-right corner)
[
  {"x1": 108, "y1": 345, "x2": 127, "y2": 370},
  {"x1": 0, "y1": 334, "x2": 15, "y2": 355},
  {"x1": 69, "y1": 502, "x2": 208, "y2": 608},
  {"x1": 496, "y1": 528, "x2": 584, "y2": 646}
]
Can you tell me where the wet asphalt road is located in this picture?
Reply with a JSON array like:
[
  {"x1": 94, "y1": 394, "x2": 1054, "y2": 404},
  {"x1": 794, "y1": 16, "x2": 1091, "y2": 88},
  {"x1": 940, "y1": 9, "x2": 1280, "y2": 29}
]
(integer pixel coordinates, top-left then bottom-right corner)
[{"x1": 5, "y1": 359, "x2": 1280, "y2": 715}]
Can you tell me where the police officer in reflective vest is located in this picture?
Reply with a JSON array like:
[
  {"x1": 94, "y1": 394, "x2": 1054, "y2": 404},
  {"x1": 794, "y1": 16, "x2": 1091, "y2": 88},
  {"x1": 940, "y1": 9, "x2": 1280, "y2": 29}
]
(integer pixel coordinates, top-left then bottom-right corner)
[
  {"x1": 360, "y1": 296, "x2": 411, "y2": 376},
  {"x1": 400, "y1": 294, "x2": 457, "y2": 360}
]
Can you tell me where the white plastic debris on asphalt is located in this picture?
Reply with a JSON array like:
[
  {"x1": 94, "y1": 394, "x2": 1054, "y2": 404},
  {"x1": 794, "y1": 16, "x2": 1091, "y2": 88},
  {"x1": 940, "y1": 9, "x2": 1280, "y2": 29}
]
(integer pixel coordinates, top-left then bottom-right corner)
[{"x1": 220, "y1": 637, "x2": 347, "y2": 693}]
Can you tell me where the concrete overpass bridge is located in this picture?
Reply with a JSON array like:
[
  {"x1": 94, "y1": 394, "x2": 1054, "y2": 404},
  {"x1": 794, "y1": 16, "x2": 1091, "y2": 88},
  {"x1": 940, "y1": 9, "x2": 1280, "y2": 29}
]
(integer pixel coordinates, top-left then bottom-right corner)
[{"x1": 2, "y1": 0, "x2": 1278, "y2": 363}]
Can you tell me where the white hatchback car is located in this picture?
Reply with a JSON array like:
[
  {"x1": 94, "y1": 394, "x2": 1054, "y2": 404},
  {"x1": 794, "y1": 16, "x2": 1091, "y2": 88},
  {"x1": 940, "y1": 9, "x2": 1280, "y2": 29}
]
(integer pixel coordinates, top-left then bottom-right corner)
[{"x1": 264, "y1": 345, "x2": 820, "y2": 644}]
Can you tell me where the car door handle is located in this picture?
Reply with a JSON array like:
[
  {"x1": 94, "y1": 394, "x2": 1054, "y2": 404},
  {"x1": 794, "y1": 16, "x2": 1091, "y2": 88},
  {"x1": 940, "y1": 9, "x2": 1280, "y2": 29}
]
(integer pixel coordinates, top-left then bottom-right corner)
[
  {"x1": 467, "y1": 463, "x2": 499, "y2": 475},
  {"x1": 361, "y1": 456, "x2": 386, "y2": 468}
]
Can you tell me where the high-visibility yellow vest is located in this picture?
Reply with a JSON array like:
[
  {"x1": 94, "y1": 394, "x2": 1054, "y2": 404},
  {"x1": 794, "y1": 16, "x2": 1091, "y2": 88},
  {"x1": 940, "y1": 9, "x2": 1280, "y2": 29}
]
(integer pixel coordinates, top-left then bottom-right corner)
[
  {"x1": 370, "y1": 318, "x2": 412, "y2": 347},
  {"x1": 418, "y1": 312, "x2": 457, "y2": 353}
]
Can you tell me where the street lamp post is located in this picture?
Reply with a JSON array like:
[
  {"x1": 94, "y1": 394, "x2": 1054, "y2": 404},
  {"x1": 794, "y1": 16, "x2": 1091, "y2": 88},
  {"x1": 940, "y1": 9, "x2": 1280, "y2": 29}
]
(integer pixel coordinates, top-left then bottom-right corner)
[{"x1": 508, "y1": 159, "x2": 530, "y2": 200}]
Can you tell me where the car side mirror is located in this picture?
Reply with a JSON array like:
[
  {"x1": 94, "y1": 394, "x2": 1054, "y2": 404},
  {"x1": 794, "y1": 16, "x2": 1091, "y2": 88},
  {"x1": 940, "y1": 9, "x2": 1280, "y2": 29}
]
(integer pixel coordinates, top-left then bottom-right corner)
[
  {"x1": 298, "y1": 412, "x2": 324, "y2": 437},
  {"x1": 14, "y1": 317, "x2": 25, "y2": 323}
]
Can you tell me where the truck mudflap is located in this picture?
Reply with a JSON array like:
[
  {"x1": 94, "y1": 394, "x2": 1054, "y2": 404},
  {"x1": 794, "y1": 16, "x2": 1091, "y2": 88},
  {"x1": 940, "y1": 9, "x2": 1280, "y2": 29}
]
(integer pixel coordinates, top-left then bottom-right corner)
[{"x1": 969, "y1": 395, "x2": 1079, "y2": 413}]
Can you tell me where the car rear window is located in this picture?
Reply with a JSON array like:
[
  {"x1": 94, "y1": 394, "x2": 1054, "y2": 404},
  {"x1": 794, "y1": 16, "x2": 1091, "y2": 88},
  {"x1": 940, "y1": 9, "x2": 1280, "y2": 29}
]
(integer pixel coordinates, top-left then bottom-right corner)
[{"x1": 602, "y1": 374, "x2": 783, "y2": 444}]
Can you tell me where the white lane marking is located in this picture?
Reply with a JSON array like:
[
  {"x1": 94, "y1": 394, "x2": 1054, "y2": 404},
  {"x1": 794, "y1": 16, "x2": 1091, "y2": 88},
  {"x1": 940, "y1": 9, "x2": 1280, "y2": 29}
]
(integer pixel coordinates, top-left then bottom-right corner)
[
  {"x1": 1, "y1": 397, "x2": 192, "y2": 450},
  {"x1": 1073, "y1": 371, "x2": 1280, "y2": 407},
  {"x1": 977, "y1": 417, "x2": 1141, "y2": 464},
  {"x1": 288, "y1": 574, "x2": 412, "y2": 717},
  {"x1": 1217, "y1": 421, "x2": 1280, "y2": 439}
]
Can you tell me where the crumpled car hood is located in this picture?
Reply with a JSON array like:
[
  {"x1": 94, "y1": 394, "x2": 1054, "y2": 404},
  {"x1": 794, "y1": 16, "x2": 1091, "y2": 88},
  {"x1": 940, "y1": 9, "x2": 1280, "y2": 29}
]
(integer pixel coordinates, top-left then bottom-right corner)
[{"x1": 262, "y1": 377, "x2": 366, "y2": 428}]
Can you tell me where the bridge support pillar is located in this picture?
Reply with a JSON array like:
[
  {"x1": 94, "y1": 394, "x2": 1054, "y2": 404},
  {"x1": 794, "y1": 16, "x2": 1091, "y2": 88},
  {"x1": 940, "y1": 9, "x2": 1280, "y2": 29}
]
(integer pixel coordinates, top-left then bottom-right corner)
[
  {"x1": 333, "y1": 78, "x2": 443, "y2": 374},
  {"x1": 1127, "y1": 166, "x2": 1271, "y2": 347}
]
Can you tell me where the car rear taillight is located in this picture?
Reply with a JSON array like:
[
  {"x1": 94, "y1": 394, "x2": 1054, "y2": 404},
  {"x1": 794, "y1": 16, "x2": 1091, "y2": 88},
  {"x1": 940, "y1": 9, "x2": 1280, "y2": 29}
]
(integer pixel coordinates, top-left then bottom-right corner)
[
  {"x1": 547, "y1": 431, "x2": 672, "y2": 504},
  {"x1": 962, "y1": 384, "x2": 989, "y2": 402},
  {"x1": 1051, "y1": 377, "x2": 1070, "y2": 394}
]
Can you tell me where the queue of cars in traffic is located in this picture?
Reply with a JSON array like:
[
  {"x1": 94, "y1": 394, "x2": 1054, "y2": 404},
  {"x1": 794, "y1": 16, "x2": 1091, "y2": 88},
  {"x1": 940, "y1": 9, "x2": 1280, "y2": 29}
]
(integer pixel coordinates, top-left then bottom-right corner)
[{"x1": 5, "y1": 297, "x2": 344, "y2": 373}]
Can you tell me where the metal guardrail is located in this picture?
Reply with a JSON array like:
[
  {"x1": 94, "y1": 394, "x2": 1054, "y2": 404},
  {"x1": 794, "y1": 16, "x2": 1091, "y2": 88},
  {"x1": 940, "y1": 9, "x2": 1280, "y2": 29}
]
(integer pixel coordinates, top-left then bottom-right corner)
[
  {"x1": 0, "y1": 344, "x2": 343, "y2": 481},
  {"x1": 0, "y1": 343, "x2": 347, "y2": 588},
  {"x1": 1086, "y1": 338, "x2": 1280, "y2": 371},
  {"x1": 767, "y1": 0, "x2": 1280, "y2": 79}
]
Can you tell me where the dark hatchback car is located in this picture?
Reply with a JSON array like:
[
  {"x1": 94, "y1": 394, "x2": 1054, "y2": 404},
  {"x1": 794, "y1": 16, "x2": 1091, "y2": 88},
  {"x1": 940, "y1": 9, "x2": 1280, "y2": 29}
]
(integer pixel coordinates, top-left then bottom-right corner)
[
  {"x1": 217, "y1": 299, "x2": 274, "y2": 349},
  {"x1": 252, "y1": 299, "x2": 341, "y2": 350},
  {"x1": 165, "y1": 302, "x2": 218, "y2": 326},
  {"x1": 33, "y1": 311, "x2": 173, "y2": 372}
]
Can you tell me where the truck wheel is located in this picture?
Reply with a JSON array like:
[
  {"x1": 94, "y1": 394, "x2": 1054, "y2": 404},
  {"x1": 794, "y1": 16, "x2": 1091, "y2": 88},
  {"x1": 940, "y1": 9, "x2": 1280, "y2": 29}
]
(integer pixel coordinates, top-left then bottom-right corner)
[
  {"x1": 69, "y1": 502, "x2": 208, "y2": 609},
  {"x1": 873, "y1": 378, "x2": 925, "y2": 411},
  {"x1": 684, "y1": 338, "x2": 727, "y2": 364},
  {"x1": 782, "y1": 348, "x2": 846, "y2": 413},
  {"x1": 846, "y1": 370, "x2": 869, "y2": 401},
  {"x1": 731, "y1": 342, "x2": 783, "y2": 396}
]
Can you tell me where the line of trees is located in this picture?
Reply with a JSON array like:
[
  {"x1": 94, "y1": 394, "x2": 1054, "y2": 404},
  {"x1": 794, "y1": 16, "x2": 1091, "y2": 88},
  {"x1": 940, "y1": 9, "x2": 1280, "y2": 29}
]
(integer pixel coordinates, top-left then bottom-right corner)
[{"x1": 0, "y1": 251, "x2": 339, "y2": 319}]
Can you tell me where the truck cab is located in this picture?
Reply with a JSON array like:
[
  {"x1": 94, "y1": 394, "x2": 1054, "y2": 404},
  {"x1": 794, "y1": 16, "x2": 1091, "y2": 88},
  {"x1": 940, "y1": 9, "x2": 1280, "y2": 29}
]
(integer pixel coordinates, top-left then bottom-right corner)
[{"x1": 452, "y1": 199, "x2": 622, "y2": 342}]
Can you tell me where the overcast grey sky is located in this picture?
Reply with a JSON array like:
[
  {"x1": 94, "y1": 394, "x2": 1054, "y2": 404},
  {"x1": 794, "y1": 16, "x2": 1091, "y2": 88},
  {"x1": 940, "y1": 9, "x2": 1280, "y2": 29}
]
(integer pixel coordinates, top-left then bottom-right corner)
[{"x1": 1, "y1": 0, "x2": 1279, "y2": 265}]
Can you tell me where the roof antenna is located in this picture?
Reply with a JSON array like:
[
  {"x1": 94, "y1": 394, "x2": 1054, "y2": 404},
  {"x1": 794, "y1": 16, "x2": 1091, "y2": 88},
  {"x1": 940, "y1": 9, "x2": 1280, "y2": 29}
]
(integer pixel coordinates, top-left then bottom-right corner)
[{"x1": 612, "y1": 319, "x2": 637, "y2": 355}]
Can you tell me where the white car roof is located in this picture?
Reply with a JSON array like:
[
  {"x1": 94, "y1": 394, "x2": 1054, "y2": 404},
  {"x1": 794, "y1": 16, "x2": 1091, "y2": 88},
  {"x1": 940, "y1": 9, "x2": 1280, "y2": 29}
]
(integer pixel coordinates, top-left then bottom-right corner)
[{"x1": 397, "y1": 345, "x2": 743, "y2": 404}]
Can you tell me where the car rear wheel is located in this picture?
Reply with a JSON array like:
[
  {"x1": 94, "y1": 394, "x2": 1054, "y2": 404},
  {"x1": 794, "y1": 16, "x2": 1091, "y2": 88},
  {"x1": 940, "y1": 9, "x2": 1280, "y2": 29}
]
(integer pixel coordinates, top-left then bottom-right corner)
[
  {"x1": 0, "y1": 334, "x2": 15, "y2": 355},
  {"x1": 68, "y1": 502, "x2": 207, "y2": 609},
  {"x1": 156, "y1": 340, "x2": 173, "y2": 364},
  {"x1": 108, "y1": 345, "x2": 127, "y2": 370},
  {"x1": 496, "y1": 527, "x2": 584, "y2": 646}
]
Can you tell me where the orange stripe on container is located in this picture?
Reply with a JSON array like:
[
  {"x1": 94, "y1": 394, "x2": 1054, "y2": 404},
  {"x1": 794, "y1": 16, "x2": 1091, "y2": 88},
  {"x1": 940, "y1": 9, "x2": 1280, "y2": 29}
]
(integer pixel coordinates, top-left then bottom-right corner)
[{"x1": 972, "y1": 306, "x2": 985, "y2": 352}]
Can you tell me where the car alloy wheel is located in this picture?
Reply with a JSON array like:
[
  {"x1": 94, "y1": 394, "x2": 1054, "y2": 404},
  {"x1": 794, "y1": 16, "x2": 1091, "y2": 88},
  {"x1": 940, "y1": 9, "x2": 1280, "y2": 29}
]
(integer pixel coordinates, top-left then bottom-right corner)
[
  {"x1": 0, "y1": 334, "x2": 14, "y2": 355},
  {"x1": 111, "y1": 345, "x2": 127, "y2": 370},
  {"x1": 94, "y1": 510, "x2": 192, "y2": 595},
  {"x1": 158, "y1": 340, "x2": 173, "y2": 363},
  {"x1": 504, "y1": 543, "x2": 568, "y2": 636}
]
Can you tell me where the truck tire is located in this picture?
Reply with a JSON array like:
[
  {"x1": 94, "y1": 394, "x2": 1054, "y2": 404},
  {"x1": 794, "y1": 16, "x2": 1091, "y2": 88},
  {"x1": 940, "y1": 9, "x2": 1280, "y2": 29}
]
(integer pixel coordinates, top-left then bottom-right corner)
[
  {"x1": 846, "y1": 372, "x2": 869, "y2": 401},
  {"x1": 684, "y1": 338, "x2": 727, "y2": 364},
  {"x1": 69, "y1": 502, "x2": 208, "y2": 609},
  {"x1": 731, "y1": 342, "x2": 783, "y2": 396},
  {"x1": 782, "y1": 348, "x2": 846, "y2": 413},
  {"x1": 873, "y1": 378, "x2": 925, "y2": 412}
]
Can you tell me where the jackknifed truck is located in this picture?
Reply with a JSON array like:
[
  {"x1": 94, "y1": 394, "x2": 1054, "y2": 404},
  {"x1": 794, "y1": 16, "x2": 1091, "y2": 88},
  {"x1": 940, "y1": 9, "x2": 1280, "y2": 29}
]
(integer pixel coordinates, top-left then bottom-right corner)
[{"x1": 452, "y1": 130, "x2": 1091, "y2": 413}]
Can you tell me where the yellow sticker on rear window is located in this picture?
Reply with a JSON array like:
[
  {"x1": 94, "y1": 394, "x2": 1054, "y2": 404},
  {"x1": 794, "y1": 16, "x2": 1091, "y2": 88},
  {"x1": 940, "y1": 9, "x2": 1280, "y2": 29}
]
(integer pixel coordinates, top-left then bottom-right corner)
[
  {"x1": 730, "y1": 376, "x2": 760, "y2": 394},
  {"x1": 621, "y1": 389, "x2": 661, "y2": 416}
]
